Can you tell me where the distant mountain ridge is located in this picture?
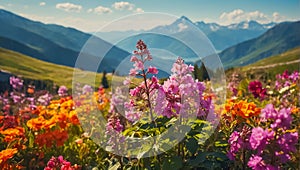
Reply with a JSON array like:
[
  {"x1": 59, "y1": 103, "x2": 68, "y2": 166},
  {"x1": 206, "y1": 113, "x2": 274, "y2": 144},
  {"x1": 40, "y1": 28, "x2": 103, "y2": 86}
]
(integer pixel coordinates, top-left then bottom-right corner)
[
  {"x1": 0, "y1": 9, "x2": 130, "y2": 72},
  {"x1": 96, "y1": 16, "x2": 277, "y2": 51},
  {"x1": 219, "y1": 21, "x2": 300, "y2": 68}
]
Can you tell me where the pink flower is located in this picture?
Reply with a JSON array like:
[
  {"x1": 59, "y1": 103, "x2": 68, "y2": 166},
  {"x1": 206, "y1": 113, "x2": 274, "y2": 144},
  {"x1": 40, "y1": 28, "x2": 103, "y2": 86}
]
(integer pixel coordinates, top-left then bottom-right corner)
[
  {"x1": 130, "y1": 55, "x2": 138, "y2": 62},
  {"x1": 134, "y1": 61, "x2": 144, "y2": 70},
  {"x1": 125, "y1": 110, "x2": 141, "y2": 122},
  {"x1": 58, "y1": 86, "x2": 68, "y2": 97},
  {"x1": 148, "y1": 66, "x2": 158, "y2": 74},
  {"x1": 129, "y1": 68, "x2": 137, "y2": 76},
  {"x1": 123, "y1": 77, "x2": 131, "y2": 85}
]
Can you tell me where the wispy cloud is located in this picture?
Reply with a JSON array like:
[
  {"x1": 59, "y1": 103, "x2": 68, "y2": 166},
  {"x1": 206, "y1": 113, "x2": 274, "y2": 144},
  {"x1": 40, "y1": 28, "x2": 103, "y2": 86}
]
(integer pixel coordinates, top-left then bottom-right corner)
[
  {"x1": 112, "y1": 1, "x2": 134, "y2": 11},
  {"x1": 88, "y1": 6, "x2": 112, "y2": 15},
  {"x1": 134, "y1": 8, "x2": 144, "y2": 13},
  {"x1": 0, "y1": 5, "x2": 5, "y2": 9},
  {"x1": 39, "y1": 2, "x2": 46, "y2": 6},
  {"x1": 219, "y1": 9, "x2": 286, "y2": 24},
  {"x1": 56, "y1": 2, "x2": 82, "y2": 13}
]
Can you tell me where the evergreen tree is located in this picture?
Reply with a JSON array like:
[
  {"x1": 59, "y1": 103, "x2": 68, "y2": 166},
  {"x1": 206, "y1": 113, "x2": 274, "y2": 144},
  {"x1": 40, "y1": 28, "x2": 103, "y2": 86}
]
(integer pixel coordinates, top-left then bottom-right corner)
[{"x1": 101, "y1": 70, "x2": 109, "y2": 88}]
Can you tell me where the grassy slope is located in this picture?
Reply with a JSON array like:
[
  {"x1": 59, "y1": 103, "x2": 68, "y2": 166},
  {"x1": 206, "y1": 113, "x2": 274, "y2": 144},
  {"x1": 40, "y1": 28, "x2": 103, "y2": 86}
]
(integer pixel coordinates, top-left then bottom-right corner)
[
  {"x1": 0, "y1": 47, "x2": 104, "y2": 88},
  {"x1": 244, "y1": 47, "x2": 300, "y2": 67},
  {"x1": 226, "y1": 47, "x2": 300, "y2": 80}
]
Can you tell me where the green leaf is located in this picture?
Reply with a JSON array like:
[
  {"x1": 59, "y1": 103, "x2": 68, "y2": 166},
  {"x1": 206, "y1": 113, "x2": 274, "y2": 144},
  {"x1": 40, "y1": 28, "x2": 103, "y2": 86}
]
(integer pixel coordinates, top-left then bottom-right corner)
[
  {"x1": 28, "y1": 132, "x2": 34, "y2": 148},
  {"x1": 185, "y1": 137, "x2": 198, "y2": 155},
  {"x1": 214, "y1": 141, "x2": 228, "y2": 148},
  {"x1": 162, "y1": 156, "x2": 183, "y2": 170}
]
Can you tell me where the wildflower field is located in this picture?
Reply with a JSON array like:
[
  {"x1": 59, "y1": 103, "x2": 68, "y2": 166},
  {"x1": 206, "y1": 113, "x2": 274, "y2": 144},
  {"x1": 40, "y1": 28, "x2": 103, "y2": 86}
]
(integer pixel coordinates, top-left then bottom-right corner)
[{"x1": 0, "y1": 40, "x2": 299, "y2": 170}]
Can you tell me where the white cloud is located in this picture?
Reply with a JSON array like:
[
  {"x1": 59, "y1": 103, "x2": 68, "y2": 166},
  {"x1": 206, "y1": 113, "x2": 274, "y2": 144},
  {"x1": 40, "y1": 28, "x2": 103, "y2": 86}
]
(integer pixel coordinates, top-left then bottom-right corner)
[
  {"x1": 39, "y1": 2, "x2": 46, "y2": 6},
  {"x1": 178, "y1": 23, "x2": 188, "y2": 32},
  {"x1": 112, "y1": 1, "x2": 134, "y2": 11},
  {"x1": 134, "y1": 8, "x2": 144, "y2": 13},
  {"x1": 0, "y1": 5, "x2": 5, "y2": 9},
  {"x1": 219, "y1": 9, "x2": 276, "y2": 24},
  {"x1": 87, "y1": 8, "x2": 93, "y2": 13},
  {"x1": 93, "y1": 6, "x2": 112, "y2": 14},
  {"x1": 272, "y1": 12, "x2": 286, "y2": 22},
  {"x1": 56, "y1": 3, "x2": 82, "y2": 13}
]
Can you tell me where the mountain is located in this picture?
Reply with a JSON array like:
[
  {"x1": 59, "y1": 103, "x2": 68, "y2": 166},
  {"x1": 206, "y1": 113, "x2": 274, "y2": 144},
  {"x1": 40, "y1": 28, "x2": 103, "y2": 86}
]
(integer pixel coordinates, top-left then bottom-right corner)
[
  {"x1": 96, "y1": 16, "x2": 276, "y2": 52},
  {"x1": 0, "y1": 9, "x2": 130, "y2": 72},
  {"x1": 195, "y1": 20, "x2": 276, "y2": 51},
  {"x1": 219, "y1": 21, "x2": 300, "y2": 68}
]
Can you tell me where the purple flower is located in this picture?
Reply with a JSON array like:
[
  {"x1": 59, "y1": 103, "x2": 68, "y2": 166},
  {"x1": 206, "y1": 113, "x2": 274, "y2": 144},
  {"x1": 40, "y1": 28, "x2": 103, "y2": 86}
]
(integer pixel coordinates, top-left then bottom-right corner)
[
  {"x1": 10, "y1": 92, "x2": 24, "y2": 103},
  {"x1": 261, "y1": 104, "x2": 277, "y2": 120},
  {"x1": 58, "y1": 86, "x2": 68, "y2": 97},
  {"x1": 262, "y1": 104, "x2": 292, "y2": 130},
  {"x1": 105, "y1": 114, "x2": 124, "y2": 152},
  {"x1": 289, "y1": 71, "x2": 299, "y2": 81},
  {"x1": 125, "y1": 110, "x2": 141, "y2": 122},
  {"x1": 277, "y1": 132, "x2": 298, "y2": 154},
  {"x1": 247, "y1": 155, "x2": 268, "y2": 170},
  {"x1": 38, "y1": 93, "x2": 52, "y2": 106},
  {"x1": 249, "y1": 127, "x2": 274, "y2": 153},
  {"x1": 271, "y1": 108, "x2": 292, "y2": 130},
  {"x1": 9, "y1": 76, "x2": 23, "y2": 90},
  {"x1": 82, "y1": 85, "x2": 93, "y2": 94},
  {"x1": 227, "y1": 131, "x2": 242, "y2": 160}
]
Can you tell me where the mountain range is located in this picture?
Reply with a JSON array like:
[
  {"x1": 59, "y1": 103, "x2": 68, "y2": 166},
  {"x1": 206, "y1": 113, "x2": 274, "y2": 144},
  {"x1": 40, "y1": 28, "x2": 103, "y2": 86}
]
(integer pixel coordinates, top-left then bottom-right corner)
[
  {"x1": 220, "y1": 21, "x2": 300, "y2": 68},
  {"x1": 96, "y1": 16, "x2": 276, "y2": 52},
  {"x1": 0, "y1": 9, "x2": 130, "y2": 72},
  {"x1": 0, "y1": 9, "x2": 299, "y2": 76}
]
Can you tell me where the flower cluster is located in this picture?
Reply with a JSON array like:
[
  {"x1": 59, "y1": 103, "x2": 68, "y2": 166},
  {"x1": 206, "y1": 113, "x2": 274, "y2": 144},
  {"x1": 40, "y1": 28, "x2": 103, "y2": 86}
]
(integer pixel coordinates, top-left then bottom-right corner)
[
  {"x1": 227, "y1": 73, "x2": 240, "y2": 97},
  {"x1": 275, "y1": 70, "x2": 299, "y2": 90},
  {"x1": 156, "y1": 57, "x2": 207, "y2": 118},
  {"x1": 227, "y1": 126, "x2": 251, "y2": 160},
  {"x1": 224, "y1": 99, "x2": 261, "y2": 119},
  {"x1": 105, "y1": 114, "x2": 124, "y2": 152},
  {"x1": 0, "y1": 148, "x2": 18, "y2": 165},
  {"x1": 227, "y1": 104, "x2": 298, "y2": 169},
  {"x1": 35, "y1": 129, "x2": 69, "y2": 148},
  {"x1": 45, "y1": 156, "x2": 77, "y2": 170},
  {"x1": 248, "y1": 80, "x2": 267, "y2": 100},
  {"x1": 9, "y1": 76, "x2": 23, "y2": 90},
  {"x1": 58, "y1": 86, "x2": 68, "y2": 97}
]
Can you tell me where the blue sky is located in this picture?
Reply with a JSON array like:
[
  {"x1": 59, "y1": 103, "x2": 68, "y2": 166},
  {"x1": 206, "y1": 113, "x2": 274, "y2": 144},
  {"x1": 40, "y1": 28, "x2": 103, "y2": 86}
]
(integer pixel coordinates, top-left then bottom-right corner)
[{"x1": 0, "y1": 0, "x2": 299, "y2": 32}]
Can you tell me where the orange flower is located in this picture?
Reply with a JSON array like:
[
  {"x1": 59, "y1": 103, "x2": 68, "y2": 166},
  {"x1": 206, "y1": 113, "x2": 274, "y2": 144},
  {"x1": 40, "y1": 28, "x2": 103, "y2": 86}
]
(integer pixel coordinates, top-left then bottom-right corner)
[
  {"x1": 35, "y1": 130, "x2": 68, "y2": 148},
  {"x1": 27, "y1": 86, "x2": 35, "y2": 94},
  {"x1": 0, "y1": 127, "x2": 24, "y2": 143},
  {"x1": 0, "y1": 148, "x2": 18, "y2": 164},
  {"x1": 69, "y1": 111, "x2": 80, "y2": 125},
  {"x1": 224, "y1": 100, "x2": 261, "y2": 120},
  {"x1": 26, "y1": 117, "x2": 46, "y2": 131}
]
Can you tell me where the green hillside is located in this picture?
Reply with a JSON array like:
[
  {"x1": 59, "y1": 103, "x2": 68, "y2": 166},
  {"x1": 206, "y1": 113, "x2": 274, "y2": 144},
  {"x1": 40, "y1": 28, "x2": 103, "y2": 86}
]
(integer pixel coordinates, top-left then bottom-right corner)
[
  {"x1": 226, "y1": 47, "x2": 300, "y2": 80},
  {"x1": 0, "y1": 47, "x2": 104, "y2": 88}
]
